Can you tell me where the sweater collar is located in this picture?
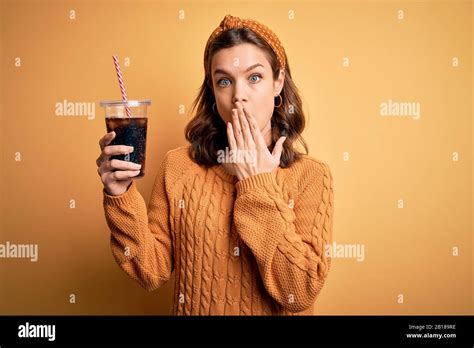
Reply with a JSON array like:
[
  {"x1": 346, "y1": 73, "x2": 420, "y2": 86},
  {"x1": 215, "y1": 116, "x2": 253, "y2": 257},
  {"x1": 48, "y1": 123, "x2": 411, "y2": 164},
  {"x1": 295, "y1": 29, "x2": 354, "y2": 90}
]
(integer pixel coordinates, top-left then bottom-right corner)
[{"x1": 211, "y1": 164, "x2": 239, "y2": 184}]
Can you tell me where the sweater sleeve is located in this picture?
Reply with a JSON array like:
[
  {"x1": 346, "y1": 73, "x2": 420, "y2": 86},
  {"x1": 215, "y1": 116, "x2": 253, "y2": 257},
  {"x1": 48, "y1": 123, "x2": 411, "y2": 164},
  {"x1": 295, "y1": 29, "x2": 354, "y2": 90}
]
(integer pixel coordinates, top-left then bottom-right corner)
[
  {"x1": 233, "y1": 161, "x2": 334, "y2": 312},
  {"x1": 102, "y1": 152, "x2": 174, "y2": 291}
]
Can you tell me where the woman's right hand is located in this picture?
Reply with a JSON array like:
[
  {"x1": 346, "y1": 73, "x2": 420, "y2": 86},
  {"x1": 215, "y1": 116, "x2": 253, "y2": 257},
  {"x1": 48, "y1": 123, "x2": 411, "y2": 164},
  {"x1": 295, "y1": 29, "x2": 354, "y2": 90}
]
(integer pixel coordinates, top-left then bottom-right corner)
[{"x1": 96, "y1": 131, "x2": 142, "y2": 196}]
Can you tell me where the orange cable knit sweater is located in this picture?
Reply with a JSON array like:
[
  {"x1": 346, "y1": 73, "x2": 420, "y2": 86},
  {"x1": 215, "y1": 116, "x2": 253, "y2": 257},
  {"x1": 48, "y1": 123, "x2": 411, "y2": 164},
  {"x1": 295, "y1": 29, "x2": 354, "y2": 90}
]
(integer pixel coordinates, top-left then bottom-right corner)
[{"x1": 102, "y1": 145, "x2": 334, "y2": 315}]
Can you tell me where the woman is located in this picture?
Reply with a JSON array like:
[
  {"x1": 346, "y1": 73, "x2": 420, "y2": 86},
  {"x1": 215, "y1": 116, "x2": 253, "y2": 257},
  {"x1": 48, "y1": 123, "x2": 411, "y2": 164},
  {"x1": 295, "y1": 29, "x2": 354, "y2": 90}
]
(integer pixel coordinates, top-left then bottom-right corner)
[{"x1": 96, "y1": 14, "x2": 334, "y2": 316}]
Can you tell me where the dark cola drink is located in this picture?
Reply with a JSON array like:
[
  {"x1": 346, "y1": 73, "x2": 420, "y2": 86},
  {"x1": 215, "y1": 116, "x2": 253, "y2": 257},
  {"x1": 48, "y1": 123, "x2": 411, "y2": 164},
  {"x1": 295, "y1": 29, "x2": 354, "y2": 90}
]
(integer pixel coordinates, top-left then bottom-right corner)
[{"x1": 105, "y1": 117, "x2": 148, "y2": 178}]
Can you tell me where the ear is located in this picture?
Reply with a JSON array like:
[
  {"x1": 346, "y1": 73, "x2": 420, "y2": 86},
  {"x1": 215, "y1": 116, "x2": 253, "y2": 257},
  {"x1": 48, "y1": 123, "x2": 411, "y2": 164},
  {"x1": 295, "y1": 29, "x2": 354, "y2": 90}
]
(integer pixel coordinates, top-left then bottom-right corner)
[{"x1": 273, "y1": 69, "x2": 285, "y2": 96}]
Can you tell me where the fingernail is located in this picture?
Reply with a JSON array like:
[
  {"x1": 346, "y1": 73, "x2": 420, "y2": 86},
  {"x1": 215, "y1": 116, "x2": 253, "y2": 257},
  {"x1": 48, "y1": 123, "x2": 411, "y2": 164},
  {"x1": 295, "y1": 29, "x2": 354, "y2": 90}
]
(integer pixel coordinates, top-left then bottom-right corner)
[
  {"x1": 128, "y1": 146, "x2": 134, "y2": 151},
  {"x1": 133, "y1": 163, "x2": 141, "y2": 168}
]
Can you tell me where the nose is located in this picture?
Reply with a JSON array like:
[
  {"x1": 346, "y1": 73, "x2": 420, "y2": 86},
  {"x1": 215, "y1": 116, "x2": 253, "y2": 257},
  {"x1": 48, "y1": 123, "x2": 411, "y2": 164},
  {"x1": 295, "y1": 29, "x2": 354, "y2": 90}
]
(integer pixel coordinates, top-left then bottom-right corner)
[{"x1": 232, "y1": 80, "x2": 248, "y2": 107}]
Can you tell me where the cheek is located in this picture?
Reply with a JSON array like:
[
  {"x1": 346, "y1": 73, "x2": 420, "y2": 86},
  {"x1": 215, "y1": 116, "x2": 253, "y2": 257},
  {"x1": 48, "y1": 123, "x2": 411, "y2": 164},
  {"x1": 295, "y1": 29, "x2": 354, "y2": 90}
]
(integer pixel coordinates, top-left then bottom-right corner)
[
  {"x1": 251, "y1": 89, "x2": 274, "y2": 126},
  {"x1": 214, "y1": 96, "x2": 231, "y2": 123}
]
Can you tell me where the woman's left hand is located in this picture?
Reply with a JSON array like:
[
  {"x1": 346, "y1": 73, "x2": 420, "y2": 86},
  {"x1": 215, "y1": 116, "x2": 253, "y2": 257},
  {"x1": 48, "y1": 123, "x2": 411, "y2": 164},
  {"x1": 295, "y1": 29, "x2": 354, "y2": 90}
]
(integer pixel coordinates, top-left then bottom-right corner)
[{"x1": 224, "y1": 101, "x2": 287, "y2": 181}]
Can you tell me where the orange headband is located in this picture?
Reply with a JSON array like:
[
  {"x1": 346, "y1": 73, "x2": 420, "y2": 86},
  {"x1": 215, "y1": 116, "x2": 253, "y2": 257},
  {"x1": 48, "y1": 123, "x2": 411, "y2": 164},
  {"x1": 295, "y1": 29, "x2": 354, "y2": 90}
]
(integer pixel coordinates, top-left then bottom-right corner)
[{"x1": 204, "y1": 14, "x2": 286, "y2": 77}]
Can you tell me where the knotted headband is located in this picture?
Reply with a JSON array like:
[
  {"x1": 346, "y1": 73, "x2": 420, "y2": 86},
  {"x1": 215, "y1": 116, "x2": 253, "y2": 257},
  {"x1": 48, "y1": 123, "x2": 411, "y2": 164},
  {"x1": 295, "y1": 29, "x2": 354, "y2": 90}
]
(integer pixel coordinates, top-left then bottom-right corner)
[{"x1": 203, "y1": 14, "x2": 287, "y2": 77}]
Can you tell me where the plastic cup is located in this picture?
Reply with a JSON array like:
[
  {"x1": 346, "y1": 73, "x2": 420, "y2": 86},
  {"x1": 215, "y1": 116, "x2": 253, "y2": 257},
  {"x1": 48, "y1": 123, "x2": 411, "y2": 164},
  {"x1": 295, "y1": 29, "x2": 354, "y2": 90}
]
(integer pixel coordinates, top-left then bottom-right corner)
[{"x1": 100, "y1": 100, "x2": 151, "y2": 178}]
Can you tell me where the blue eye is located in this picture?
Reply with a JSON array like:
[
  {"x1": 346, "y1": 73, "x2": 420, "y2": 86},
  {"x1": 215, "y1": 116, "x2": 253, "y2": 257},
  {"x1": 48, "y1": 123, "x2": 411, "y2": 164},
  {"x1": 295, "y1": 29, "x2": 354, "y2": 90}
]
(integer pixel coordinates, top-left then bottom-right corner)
[
  {"x1": 217, "y1": 74, "x2": 262, "y2": 87},
  {"x1": 250, "y1": 74, "x2": 261, "y2": 83},
  {"x1": 218, "y1": 78, "x2": 230, "y2": 87}
]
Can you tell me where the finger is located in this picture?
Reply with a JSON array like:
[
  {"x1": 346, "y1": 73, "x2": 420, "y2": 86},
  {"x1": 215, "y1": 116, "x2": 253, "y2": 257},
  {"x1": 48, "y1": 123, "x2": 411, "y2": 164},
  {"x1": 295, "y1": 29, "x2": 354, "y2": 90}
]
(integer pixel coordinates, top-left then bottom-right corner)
[
  {"x1": 272, "y1": 136, "x2": 287, "y2": 158},
  {"x1": 99, "y1": 159, "x2": 142, "y2": 175},
  {"x1": 109, "y1": 159, "x2": 142, "y2": 171},
  {"x1": 231, "y1": 109, "x2": 244, "y2": 148},
  {"x1": 227, "y1": 122, "x2": 237, "y2": 152},
  {"x1": 236, "y1": 102, "x2": 254, "y2": 147},
  {"x1": 244, "y1": 106, "x2": 267, "y2": 150},
  {"x1": 103, "y1": 145, "x2": 134, "y2": 157},
  {"x1": 99, "y1": 131, "x2": 116, "y2": 151},
  {"x1": 97, "y1": 144, "x2": 133, "y2": 167},
  {"x1": 105, "y1": 169, "x2": 141, "y2": 182},
  {"x1": 96, "y1": 155, "x2": 107, "y2": 168}
]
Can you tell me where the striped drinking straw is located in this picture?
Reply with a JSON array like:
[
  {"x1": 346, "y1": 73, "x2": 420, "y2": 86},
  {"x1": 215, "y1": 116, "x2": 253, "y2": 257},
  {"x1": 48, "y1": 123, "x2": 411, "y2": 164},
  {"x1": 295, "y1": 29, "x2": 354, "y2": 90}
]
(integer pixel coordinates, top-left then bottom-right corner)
[{"x1": 112, "y1": 54, "x2": 132, "y2": 117}]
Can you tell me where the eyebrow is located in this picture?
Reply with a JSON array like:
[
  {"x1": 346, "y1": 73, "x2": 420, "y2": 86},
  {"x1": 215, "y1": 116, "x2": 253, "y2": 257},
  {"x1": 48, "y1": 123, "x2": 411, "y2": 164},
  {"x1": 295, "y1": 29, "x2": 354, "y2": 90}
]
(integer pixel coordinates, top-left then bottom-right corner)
[{"x1": 213, "y1": 63, "x2": 265, "y2": 77}]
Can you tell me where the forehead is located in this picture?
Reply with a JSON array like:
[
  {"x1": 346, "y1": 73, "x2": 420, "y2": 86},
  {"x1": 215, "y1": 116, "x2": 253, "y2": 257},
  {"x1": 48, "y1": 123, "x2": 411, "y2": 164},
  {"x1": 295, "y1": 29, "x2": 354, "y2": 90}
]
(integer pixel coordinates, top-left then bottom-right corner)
[{"x1": 211, "y1": 43, "x2": 270, "y2": 70}]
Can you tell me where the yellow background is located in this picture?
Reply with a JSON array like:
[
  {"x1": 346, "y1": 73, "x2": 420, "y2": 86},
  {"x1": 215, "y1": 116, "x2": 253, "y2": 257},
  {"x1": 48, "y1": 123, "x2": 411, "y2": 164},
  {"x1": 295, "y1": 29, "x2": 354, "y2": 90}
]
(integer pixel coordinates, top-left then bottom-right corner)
[{"x1": 0, "y1": 0, "x2": 472, "y2": 315}]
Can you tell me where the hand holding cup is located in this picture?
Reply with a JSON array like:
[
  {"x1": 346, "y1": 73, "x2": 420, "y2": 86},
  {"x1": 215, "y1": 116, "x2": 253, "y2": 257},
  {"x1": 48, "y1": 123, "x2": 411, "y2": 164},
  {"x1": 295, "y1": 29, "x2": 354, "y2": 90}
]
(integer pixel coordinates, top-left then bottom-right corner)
[{"x1": 96, "y1": 131, "x2": 142, "y2": 196}]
